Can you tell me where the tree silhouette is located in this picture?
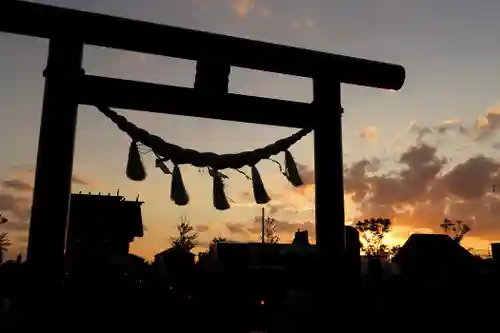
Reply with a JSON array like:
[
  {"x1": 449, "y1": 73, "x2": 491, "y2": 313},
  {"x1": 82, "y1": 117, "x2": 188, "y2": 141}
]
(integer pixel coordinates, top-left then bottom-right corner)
[
  {"x1": 440, "y1": 218, "x2": 470, "y2": 244},
  {"x1": 209, "y1": 236, "x2": 226, "y2": 247},
  {"x1": 198, "y1": 236, "x2": 227, "y2": 258},
  {"x1": 0, "y1": 214, "x2": 10, "y2": 258},
  {"x1": 170, "y1": 215, "x2": 198, "y2": 252},
  {"x1": 0, "y1": 232, "x2": 10, "y2": 255},
  {"x1": 387, "y1": 244, "x2": 401, "y2": 261},
  {"x1": 262, "y1": 217, "x2": 279, "y2": 244},
  {"x1": 354, "y1": 218, "x2": 392, "y2": 257}
]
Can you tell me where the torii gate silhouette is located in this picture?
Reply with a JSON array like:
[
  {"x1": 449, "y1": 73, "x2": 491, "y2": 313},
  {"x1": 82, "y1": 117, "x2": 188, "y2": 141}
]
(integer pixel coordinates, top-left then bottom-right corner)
[{"x1": 0, "y1": 0, "x2": 405, "y2": 318}]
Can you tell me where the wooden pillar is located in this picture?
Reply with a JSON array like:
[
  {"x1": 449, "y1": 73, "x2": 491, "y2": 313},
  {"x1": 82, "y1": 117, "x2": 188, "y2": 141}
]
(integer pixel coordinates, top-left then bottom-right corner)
[
  {"x1": 27, "y1": 38, "x2": 83, "y2": 282},
  {"x1": 313, "y1": 77, "x2": 346, "y2": 323}
]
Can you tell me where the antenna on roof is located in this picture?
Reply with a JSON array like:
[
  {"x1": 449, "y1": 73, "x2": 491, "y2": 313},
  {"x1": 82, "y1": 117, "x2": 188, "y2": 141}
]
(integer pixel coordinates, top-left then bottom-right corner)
[
  {"x1": 117, "y1": 189, "x2": 120, "y2": 196},
  {"x1": 98, "y1": 192, "x2": 101, "y2": 195},
  {"x1": 78, "y1": 191, "x2": 82, "y2": 194},
  {"x1": 136, "y1": 193, "x2": 140, "y2": 201}
]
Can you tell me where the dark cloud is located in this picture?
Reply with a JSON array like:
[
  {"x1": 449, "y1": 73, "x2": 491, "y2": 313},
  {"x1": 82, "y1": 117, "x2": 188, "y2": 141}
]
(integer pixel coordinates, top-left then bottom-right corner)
[
  {"x1": 344, "y1": 158, "x2": 380, "y2": 202},
  {"x1": 344, "y1": 142, "x2": 500, "y2": 240},
  {"x1": 407, "y1": 106, "x2": 500, "y2": 144},
  {"x1": 296, "y1": 163, "x2": 314, "y2": 186},
  {"x1": 492, "y1": 142, "x2": 500, "y2": 150},
  {"x1": 440, "y1": 156, "x2": 497, "y2": 200},
  {"x1": 436, "y1": 121, "x2": 468, "y2": 135},
  {"x1": 3, "y1": 221, "x2": 30, "y2": 232},
  {"x1": 409, "y1": 120, "x2": 468, "y2": 141},
  {"x1": 0, "y1": 193, "x2": 22, "y2": 212},
  {"x1": 196, "y1": 224, "x2": 210, "y2": 232},
  {"x1": 0, "y1": 194, "x2": 31, "y2": 221},
  {"x1": 0, "y1": 169, "x2": 94, "y2": 254},
  {"x1": 260, "y1": 218, "x2": 314, "y2": 238},
  {"x1": 409, "y1": 123, "x2": 433, "y2": 141},
  {"x1": 228, "y1": 105, "x2": 500, "y2": 245},
  {"x1": 15, "y1": 234, "x2": 29, "y2": 244},
  {"x1": 196, "y1": 240, "x2": 211, "y2": 249},
  {"x1": 1, "y1": 179, "x2": 33, "y2": 192},
  {"x1": 281, "y1": 138, "x2": 500, "y2": 242},
  {"x1": 226, "y1": 215, "x2": 315, "y2": 240},
  {"x1": 71, "y1": 175, "x2": 90, "y2": 186},
  {"x1": 268, "y1": 203, "x2": 286, "y2": 214},
  {"x1": 226, "y1": 222, "x2": 248, "y2": 235},
  {"x1": 8, "y1": 166, "x2": 91, "y2": 186}
]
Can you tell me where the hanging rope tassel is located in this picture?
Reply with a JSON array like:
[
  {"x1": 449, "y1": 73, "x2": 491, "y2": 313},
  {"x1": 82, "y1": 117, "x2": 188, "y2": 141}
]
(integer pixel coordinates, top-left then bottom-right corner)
[
  {"x1": 284, "y1": 150, "x2": 303, "y2": 187},
  {"x1": 251, "y1": 166, "x2": 271, "y2": 204},
  {"x1": 126, "y1": 141, "x2": 146, "y2": 181},
  {"x1": 155, "y1": 158, "x2": 171, "y2": 175},
  {"x1": 213, "y1": 171, "x2": 230, "y2": 210},
  {"x1": 171, "y1": 165, "x2": 189, "y2": 206}
]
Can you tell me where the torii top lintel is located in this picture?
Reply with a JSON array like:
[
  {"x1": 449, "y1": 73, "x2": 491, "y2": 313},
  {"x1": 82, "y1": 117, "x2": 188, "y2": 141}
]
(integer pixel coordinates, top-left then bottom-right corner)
[{"x1": 0, "y1": 0, "x2": 405, "y2": 91}]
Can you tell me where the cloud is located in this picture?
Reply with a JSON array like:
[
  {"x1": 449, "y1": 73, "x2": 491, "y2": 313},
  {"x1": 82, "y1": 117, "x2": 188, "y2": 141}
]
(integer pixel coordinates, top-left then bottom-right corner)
[
  {"x1": 359, "y1": 126, "x2": 378, "y2": 139},
  {"x1": 412, "y1": 118, "x2": 467, "y2": 138},
  {"x1": 492, "y1": 142, "x2": 500, "y2": 150},
  {"x1": 290, "y1": 18, "x2": 316, "y2": 31},
  {"x1": 475, "y1": 105, "x2": 500, "y2": 141},
  {"x1": 1, "y1": 179, "x2": 33, "y2": 192},
  {"x1": 225, "y1": 104, "x2": 500, "y2": 248},
  {"x1": 343, "y1": 142, "x2": 500, "y2": 244},
  {"x1": 229, "y1": 0, "x2": 271, "y2": 19},
  {"x1": 437, "y1": 119, "x2": 468, "y2": 135},
  {"x1": 249, "y1": 215, "x2": 315, "y2": 237},
  {"x1": 407, "y1": 104, "x2": 500, "y2": 143},
  {"x1": 0, "y1": 168, "x2": 95, "y2": 251},
  {"x1": 226, "y1": 222, "x2": 248, "y2": 235},
  {"x1": 408, "y1": 120, "x2": 467, "y2": 142},
  {"x1": 0, "y1": 194, "x2": 31, "y2": 222},
  {"x1": 225, "y1": 215, "x2": 315, "y2": 241},
  {"x1": 71, "y1": 175, "x2": 90, "y2": 186},
  {"x1": 232, "y1": 170, "x2": 315, "y2": 215},
  {"x1": 268, "y1": 138, "x2": 500, "y2": 247},
  {"x1": 196, "y1": 224, "x2": 210, "y2": 232},
  {"x1": 8, "y1": 166, "x2": 92, "y2": 187},
  {"x1": 3, "y1": 220, "x2": 30, "y2": 232},
  {"x1": 296, "y1": 163, "x2": 315, "y2": 186}
]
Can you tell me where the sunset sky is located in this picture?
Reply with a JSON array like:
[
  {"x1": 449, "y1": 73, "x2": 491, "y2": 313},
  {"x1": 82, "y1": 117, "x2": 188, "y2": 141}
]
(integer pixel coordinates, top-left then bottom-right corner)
[{"x1": 2, "y1": 0, "x2": 500, "y2": 260}]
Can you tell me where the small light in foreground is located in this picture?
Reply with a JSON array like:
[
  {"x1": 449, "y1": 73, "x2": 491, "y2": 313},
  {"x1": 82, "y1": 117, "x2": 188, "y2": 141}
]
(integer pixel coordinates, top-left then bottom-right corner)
[{"x1": 260, "y1": 300, "x2": 265, "y2": 305}]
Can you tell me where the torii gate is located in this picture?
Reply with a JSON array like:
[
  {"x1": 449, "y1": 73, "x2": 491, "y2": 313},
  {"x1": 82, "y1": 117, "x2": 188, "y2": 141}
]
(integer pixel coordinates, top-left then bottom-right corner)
[{"x1": 0, "y1": 0, "x2": 405, "y2": 312}]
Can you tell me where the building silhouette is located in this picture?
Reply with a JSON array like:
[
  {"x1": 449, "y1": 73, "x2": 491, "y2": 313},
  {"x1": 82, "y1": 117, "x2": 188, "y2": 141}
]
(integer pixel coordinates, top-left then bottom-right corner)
[{"x1": 65, "y1": 193, "x2": 144, "y2": 268}]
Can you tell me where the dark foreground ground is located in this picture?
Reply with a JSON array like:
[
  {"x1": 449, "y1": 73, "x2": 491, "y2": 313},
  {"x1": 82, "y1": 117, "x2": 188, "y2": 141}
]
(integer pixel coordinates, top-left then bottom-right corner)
[{"x1": 1, "y1": 282, "x2": 497, "y2": 333}]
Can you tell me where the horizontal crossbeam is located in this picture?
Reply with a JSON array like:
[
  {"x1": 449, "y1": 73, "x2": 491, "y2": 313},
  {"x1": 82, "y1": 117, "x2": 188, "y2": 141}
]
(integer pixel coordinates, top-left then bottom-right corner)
[
  {"x1": 0, "y1": 0, "x2": 405, "y2": 90},
  {"x1": 80, "y1": 75, "x2": 313, "y2": 128}
]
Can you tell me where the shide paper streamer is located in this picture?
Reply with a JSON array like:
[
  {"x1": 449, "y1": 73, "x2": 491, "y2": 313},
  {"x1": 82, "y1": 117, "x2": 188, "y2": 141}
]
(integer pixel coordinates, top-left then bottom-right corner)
[{"x1": 96, "y1": 106, "x2": 312, "y2": 210}]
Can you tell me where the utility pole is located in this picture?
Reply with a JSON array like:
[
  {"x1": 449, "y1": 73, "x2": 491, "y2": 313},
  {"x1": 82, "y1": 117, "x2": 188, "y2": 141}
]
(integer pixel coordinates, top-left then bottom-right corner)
[{"x1": 261, "y1": 206, "x2": 265, "y2": 244}]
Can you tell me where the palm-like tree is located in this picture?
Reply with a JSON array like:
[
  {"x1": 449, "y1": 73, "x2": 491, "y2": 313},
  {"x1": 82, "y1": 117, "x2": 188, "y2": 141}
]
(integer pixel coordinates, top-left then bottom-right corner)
[
  {"x1": 262, "y1": 217, "x2": 280, "y2": 244},
  {"x1": 170, "y1": 216, "x2": 199, "y2": 252}
]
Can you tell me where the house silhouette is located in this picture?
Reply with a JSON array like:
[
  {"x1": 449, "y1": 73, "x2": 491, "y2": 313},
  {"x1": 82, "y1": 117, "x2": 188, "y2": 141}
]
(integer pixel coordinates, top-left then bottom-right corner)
[{"x1": 393, "y1": 233, "x2": 476, "y2": 287}]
